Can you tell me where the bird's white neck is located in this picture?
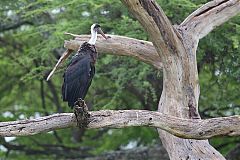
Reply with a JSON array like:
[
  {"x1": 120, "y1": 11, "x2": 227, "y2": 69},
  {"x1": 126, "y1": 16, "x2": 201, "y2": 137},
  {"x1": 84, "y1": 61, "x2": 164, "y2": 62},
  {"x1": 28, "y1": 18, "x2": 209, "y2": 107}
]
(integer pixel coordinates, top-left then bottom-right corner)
[{"x1": 88, "y1": 28, "x2": 97, "y2": 45}]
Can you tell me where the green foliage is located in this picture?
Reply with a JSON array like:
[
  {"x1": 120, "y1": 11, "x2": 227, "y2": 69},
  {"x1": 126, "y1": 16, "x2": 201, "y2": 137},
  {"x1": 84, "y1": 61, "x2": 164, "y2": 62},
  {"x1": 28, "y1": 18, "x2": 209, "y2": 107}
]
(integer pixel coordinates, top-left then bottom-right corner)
[{"x1": 0, "y1": 0, "x2": 239, "y2": 159}]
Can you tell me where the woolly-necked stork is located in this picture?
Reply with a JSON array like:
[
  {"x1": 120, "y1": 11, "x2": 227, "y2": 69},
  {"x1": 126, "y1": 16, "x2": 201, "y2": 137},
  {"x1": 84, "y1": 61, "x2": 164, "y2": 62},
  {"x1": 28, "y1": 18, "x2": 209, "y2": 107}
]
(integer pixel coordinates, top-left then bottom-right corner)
[{"x1": 47, "y1": 24, "x2": 107, "y2": 108}]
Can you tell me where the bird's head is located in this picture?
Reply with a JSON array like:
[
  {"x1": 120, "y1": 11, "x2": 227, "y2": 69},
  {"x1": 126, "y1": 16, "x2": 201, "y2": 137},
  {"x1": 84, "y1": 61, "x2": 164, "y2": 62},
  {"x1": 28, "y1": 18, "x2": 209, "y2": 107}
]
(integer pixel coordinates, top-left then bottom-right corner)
[{"x1": 91, "y1": 23, "x2": 107, "y2": 40}]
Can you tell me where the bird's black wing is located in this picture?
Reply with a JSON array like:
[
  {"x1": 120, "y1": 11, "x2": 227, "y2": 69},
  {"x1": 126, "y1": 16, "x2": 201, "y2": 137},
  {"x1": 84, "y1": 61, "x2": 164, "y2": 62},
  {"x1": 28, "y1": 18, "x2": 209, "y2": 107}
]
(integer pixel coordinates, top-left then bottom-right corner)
[{"x1": 62, "y1": 53, "x2": 94, "y2": 108}]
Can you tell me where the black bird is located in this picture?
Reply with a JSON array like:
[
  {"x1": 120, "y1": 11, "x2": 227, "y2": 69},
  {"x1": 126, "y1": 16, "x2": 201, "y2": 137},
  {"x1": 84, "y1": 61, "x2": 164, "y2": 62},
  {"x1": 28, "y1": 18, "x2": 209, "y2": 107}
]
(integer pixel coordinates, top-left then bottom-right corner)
[
  {"x1": 47, "y1": 24, "x2": 107, "y2": 108},
  {"x1": 62, "y1": 42, "x2": 98, "y2": 107},
  {"x1": 62, "y1": 42, "x2": 96, "y2": 107}
]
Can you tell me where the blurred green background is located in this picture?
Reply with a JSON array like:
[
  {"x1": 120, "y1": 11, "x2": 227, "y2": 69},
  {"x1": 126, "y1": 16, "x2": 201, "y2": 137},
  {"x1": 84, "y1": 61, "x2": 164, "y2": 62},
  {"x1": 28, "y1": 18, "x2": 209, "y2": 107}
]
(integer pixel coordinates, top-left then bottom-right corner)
[{"x1": 0, "y1": 0, "x2": 239, "y2": 159}]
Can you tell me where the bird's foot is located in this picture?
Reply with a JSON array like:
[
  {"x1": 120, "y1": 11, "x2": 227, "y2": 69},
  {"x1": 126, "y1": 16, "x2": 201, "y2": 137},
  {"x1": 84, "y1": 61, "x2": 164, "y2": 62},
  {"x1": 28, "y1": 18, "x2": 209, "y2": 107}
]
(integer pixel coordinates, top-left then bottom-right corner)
[{"x1": 74, "y1": 98, "x2": 90, "y2": 128}]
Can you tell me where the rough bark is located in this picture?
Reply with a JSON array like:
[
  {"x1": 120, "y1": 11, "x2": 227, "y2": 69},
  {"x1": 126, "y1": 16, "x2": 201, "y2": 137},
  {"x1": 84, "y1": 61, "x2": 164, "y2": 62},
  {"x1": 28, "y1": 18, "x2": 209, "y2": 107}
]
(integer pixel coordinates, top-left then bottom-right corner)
[
  {"x1": 1, "y1": 110, "x2": 240, "y2": 139},
  {"x1": 120, "y1": 0, "x2": 240, "y2": 159},
  {"x1": 181, "y1": 0, "x2": 240, "y2": 40},
  {"x1": 64, "y1": 34, "x2": 162, "y2": 69}
]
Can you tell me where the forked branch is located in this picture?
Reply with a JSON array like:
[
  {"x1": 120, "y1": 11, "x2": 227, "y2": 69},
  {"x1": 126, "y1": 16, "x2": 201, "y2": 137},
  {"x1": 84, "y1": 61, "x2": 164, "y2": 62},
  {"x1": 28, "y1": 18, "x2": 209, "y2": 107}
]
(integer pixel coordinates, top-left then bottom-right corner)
[
  {"x1": 1, "y1": 110, "x2": 239, "y2": 139},
  {"x1": 181, "y1": 0, "x2": 240, "y2": 39}
]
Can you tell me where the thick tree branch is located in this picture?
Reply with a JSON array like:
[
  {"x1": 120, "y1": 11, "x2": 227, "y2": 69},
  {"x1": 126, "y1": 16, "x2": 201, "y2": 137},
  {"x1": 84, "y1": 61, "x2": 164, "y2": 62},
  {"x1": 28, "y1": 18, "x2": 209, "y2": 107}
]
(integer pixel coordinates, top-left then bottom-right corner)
[
  {"x1": 121, "y1": 0, "x2": 183, "y2": 59},
  {"x1": 64, "y1": 34, "x2": 162, "y2": 69},
  {"x1": 0, "y1": 110, "x2": 239, "y2": 139},
  {"x1": 181, "y1": 0, "x2": 240, "y2": 40}
]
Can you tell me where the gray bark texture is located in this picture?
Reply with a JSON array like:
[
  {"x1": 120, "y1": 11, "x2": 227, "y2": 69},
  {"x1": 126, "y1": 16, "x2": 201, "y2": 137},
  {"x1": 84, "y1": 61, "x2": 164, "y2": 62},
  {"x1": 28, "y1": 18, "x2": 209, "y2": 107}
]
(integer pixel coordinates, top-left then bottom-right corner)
[{"x1": 1, "y1": 110, "x2": 239, "y2": 139}]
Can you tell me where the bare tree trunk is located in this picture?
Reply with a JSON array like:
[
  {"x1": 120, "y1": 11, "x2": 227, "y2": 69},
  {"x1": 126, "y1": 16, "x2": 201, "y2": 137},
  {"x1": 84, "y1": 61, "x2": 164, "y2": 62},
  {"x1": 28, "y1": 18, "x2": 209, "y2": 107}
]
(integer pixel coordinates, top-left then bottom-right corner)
[{"x1": 120, "y1": 0, "x2": 240, "y2": 159}]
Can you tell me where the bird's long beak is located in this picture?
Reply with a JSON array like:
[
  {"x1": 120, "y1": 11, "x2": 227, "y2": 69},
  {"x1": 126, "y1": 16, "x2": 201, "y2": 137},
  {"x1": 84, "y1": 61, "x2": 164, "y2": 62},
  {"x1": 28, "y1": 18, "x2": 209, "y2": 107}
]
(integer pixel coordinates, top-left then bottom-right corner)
[
  {"x1": 97, "y1": 28, "x2": 108, "y2": 39},
  {"x1": 46, "y1": 49, "x2": 73, "y2": 81}
]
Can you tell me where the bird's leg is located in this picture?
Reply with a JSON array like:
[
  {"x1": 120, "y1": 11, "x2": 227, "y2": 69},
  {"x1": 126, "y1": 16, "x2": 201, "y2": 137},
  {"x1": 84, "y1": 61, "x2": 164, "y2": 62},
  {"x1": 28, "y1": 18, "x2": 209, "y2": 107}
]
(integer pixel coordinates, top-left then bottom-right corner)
[{"x1": 74, "y1": 98, "x2": 90, "y2": 128}]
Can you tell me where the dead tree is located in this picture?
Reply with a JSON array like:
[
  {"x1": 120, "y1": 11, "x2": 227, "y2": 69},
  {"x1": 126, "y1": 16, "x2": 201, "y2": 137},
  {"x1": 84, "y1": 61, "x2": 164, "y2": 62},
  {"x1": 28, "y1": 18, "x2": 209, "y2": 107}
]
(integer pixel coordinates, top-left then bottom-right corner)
[
  {"x1": 64, "y1": 0, "x2": 240, "y2": 158},
  {"x1": 1, "y1": 0, "x2": 240, "y2": 159},
  {"x1": 118, "y1": 0, "x2": 240, "y2": 159}
]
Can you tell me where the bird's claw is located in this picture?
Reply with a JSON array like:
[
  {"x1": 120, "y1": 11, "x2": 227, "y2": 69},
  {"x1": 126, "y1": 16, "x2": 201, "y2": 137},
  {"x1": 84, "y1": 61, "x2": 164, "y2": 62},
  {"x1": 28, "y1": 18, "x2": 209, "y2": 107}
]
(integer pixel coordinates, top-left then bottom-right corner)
[
  {"x1": 74, "y1": 98, "x2": 90, "y2": 128},
  {"x1": 74, "y1": 98, "x2": 86, "y2": 107}
]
